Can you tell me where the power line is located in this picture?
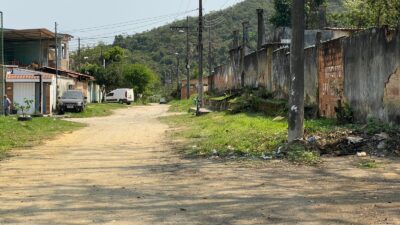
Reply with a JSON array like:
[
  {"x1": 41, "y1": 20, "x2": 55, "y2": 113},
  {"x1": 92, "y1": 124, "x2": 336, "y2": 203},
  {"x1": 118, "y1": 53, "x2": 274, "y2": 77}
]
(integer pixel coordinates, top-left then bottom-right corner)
[{"x1": 61, "y1": 9, "x2": 197, "y2": 33}]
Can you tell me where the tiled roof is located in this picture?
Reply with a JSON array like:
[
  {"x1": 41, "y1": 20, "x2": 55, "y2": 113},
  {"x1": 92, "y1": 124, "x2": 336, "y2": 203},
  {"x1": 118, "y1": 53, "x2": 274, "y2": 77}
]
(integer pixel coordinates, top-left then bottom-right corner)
[{"x1": 7, "y1": 74, "x2": 54, "y2": 81}]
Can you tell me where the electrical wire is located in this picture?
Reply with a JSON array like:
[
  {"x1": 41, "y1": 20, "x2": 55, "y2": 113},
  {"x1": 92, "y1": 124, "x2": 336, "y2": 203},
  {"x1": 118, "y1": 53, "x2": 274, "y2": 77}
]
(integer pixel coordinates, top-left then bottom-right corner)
[{"x1": 61, "y1": 9, "x2": 197, "y2": 33}]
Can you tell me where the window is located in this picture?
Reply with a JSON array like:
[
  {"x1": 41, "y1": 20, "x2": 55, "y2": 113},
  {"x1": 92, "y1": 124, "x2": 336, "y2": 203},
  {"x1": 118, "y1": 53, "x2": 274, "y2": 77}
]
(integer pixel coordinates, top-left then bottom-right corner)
[
  {"x1": 68, "y1": 85, "x2": 74, "y2": 90},
  {"x1": 107, "y1": 93, "x2": 114, "y2": 97}
]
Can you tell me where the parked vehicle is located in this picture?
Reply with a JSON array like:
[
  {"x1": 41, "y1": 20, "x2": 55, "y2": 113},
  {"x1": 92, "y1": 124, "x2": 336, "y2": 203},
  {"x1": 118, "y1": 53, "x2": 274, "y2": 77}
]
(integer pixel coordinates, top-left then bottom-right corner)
[
  {"x1": 105, "y1": 88, "x2": 134, "y2": 105},
  {"x1": 59, "y1": 90, "x2": 87, "y2": 113},
  {"x1": 159, "y1": 97, "x2": 167, "y2": 104}
]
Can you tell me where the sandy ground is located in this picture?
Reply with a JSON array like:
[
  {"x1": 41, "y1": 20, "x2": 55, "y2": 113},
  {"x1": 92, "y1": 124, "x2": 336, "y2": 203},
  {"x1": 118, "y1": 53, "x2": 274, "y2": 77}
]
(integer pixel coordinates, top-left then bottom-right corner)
[{"x1": 0, "y1": 104, "x2": 399, "y2": 225}]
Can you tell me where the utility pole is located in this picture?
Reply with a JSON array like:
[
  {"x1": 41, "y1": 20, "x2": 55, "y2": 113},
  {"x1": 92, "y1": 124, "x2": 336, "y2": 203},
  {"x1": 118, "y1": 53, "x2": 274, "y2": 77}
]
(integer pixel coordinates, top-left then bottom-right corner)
[
  {"x1": 55, "y1": 22, "x2": 59, "y2": 106},
  {"x1": 198, "y1": 0, "x2": 204, "y2": 108},
  {"x1": 77, "y1": 37, "x2": 81, "y2": 70},
  {"x1": 208, "y1": 26, "x2": 213, "y2": 77},
  {"x1": 186, "y1": 16, "x2": 190, "y2": 99},
  {"x1": 0, "y1": 11, "x2": 4, "y2": 115},
  {"x1": 176, "y1": 53, "x2": 180, "y2": 99},
  {"x1": 288, "y1": 0, "x2": 305, "y2": 142},
  {"x1": 170, "y1": 16, "x2": 191, "y2": 99}
]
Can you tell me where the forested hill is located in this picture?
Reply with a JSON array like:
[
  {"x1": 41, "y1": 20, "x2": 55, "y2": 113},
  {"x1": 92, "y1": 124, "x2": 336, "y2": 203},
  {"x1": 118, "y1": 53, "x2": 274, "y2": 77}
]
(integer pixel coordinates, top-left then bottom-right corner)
[{"x1": 112, "y1": 0, "x2": 342, "y2": 78}]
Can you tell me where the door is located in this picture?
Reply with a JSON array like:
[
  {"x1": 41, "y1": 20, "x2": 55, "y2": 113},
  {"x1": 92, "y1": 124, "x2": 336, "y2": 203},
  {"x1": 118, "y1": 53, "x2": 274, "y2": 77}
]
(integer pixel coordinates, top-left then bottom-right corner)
[{"x1": 13, "y1": 83, "x2": 36, "y2": 115}]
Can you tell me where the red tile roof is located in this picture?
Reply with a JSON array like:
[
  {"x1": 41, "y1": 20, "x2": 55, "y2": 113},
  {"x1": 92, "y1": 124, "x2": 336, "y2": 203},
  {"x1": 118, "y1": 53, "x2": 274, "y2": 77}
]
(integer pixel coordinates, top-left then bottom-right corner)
[{"x1": 7, "y1": 74, "x2": 54, "y2": 81}]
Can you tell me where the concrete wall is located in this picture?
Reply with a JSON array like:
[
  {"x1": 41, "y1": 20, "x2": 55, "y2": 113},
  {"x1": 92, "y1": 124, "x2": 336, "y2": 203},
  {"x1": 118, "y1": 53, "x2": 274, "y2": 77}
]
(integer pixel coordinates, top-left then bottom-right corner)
[
  {"x1": 208, "y1": 27, "x2": 400, "y2": 124},
  {"x1": 304, "y1": 46, "x2": 318, "y2": 107},
  {"x1": 272, "y1": 47, "x2": 290, "y2": 99},
  {"x1": 343, "y1": 28, "x2": 400, "y2": 123}
]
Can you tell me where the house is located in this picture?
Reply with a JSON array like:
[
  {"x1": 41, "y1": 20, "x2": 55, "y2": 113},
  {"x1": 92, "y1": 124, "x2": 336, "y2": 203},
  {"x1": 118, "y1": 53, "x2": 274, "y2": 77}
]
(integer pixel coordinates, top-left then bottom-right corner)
[
  {"x1": 4, "y1": 28, "x2": 71, "y2": 70},
  {"x1": 2, "y1": 28, "x2": 103, "y2": 115},
  {"x1": 6, "y1": 67, "x2": 55, "y2": 114}
]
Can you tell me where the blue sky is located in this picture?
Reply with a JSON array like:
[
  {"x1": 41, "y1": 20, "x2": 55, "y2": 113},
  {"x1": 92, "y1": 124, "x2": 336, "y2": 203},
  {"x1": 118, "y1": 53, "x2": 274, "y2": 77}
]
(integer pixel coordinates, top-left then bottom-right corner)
[{"x1": 2, "y1": 0, "x2": 244, "y2": 47}]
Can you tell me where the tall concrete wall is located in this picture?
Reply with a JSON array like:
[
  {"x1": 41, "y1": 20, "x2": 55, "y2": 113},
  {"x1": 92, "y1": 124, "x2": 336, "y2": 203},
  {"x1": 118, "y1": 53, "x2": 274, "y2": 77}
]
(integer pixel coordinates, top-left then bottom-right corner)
[
  {"x1": 208, "y1": 27, "x2": 400, "y2": 124},
  {"x1": 272, "y1": 47, "x2": 290, "y2": 99},
  {"x1": 343, "y1": 28, "x2": 400, "y2": 123}
]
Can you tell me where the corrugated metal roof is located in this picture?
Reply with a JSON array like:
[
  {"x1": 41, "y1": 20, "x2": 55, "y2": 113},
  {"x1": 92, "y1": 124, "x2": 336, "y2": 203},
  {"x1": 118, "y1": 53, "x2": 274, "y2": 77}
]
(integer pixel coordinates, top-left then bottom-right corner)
[{"x1": 4, "y1": 28, "x2": 73, "y2": 41}]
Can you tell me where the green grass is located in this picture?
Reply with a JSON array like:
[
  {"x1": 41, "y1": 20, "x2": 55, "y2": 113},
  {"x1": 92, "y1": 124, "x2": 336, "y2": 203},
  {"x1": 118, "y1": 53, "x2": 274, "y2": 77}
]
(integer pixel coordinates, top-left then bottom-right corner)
[
  {"x1": 0, "y1": 116, "x2": 84, "y2": 159},
  {"x1": 161, "y1": 107, "x2": 339, "y2": 158},
  {"x1": 357, "y1": 159, "x2": 378, "y2": 169},
  {"x1": 286, "y1": 144, "x2": 320, "y2": 165},
  {"x1": 168, "y1": 99, "x2": 195, "y2": 112},
  {"x1": 65, "y1": 103, "x2": 131, "y2": 118}
]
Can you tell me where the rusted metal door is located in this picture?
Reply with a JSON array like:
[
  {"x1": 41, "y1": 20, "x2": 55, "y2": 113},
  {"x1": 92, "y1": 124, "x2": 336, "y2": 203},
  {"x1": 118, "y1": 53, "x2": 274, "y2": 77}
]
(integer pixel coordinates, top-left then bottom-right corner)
[{"x1": 318, "y1": 39, "x2": 344, "y2": 118}]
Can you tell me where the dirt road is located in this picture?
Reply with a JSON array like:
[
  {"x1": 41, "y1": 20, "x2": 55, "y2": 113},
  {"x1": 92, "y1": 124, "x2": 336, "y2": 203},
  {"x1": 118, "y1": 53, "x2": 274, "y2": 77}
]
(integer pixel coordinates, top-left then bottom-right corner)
[{"x1": 0, "y1": 105, "x2": 399, "y2": 225}]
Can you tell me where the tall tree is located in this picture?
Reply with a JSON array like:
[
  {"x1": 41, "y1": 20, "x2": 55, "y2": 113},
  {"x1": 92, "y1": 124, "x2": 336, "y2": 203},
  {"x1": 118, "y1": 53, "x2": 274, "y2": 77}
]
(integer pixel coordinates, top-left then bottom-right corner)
[
  {"x1": 270, "y1": 0, "x2": 326, "y2": 28},
  {"x1": 288, "y1": 0, "x2": 305, "y2": 142},
  {"x1": 329, "y1": 0, "x2": 400, "y2": 28},
  {"x1": 270, "y1": 0, "x2": 292, "y2": 27}
]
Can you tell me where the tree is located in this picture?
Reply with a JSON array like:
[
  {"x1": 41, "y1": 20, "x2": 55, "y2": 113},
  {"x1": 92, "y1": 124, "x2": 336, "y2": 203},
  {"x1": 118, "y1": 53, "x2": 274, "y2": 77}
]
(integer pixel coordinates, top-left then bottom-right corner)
[
  {"x1": 270, "y1": 0, "x2": 292, "y2": 27},
  {"x1": 288, "y1": 0, "x2": 305, "y2": 142},
  {"x1": 123, "y1": 64, "x2": 159, "y2": 96},
  {"x1": 270, "y1": 0, "x2": 326, "y2": 28},
  {"x1": 329, "y1": 0, "x2": 400, "y2": 28}
]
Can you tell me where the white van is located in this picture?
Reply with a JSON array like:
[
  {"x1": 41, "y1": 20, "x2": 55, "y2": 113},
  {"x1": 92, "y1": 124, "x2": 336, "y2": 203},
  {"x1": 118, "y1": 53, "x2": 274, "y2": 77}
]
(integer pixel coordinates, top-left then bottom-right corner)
[{"x1": 105, "y1": 88, "x2": 134, "y2": 105}]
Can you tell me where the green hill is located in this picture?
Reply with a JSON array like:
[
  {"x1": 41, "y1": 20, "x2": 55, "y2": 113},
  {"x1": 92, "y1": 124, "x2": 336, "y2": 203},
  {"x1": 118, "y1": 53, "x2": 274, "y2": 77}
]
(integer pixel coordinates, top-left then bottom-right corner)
[{"x1": 99, "y1": 0, "x2": 343, "y2": 80}]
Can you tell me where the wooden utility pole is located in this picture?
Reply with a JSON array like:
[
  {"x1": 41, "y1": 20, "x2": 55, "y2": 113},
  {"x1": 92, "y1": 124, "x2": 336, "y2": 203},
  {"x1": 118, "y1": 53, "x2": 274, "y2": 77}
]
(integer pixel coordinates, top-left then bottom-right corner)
[
  {"x1": 198, "y1": 0, "x2": 204, "y2": 108},
  {"x1": 288, "y1": 0, "x2": 305, "y2": 142}
]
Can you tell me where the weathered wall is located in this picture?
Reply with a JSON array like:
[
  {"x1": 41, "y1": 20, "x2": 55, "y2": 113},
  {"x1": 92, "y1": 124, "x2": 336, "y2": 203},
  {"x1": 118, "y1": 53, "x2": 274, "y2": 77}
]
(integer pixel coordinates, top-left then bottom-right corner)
[
  {"x1": 304, "y1": 46, "x2": 318, "y2": 107},
  {"x1": 208, "y1": 27, "x2": 400, "y2": 124},
  {"x1": 272, "y1": 48, "x2": 290, "y2": 99},
  {"x1": 343, "y1": 28, "x2": 400, "y2": 123},
  {"x1": 318, "y1": 38, "x2": 344, "y2": 118}
]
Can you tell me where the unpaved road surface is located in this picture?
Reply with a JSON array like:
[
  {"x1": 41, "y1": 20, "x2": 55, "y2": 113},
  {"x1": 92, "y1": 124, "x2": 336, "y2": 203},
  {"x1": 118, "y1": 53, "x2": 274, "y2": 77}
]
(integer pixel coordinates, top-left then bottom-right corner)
[{"x1": 0, "y1": 105, "x2": 399, "y2": 225}]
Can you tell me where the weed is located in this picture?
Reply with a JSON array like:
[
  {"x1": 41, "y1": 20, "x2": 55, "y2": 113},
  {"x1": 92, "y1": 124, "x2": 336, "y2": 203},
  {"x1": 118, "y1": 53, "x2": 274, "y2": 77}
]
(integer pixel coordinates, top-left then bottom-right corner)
[
  {"x1": 286, "y1": 144, "x2": 320, "y2": 165},
  {"x1": 357, "y1": 159, "x2": 378, "y2": 169}
]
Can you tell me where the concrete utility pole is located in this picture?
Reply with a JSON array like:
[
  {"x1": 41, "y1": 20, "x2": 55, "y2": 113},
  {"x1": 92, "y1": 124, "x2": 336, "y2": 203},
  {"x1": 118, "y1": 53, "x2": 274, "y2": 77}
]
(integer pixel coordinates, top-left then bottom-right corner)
[
  {"x1": 55, "y1": 22, "x2": 59, "y2": 105},
  {"x1": 186, "y1": 16, "x2": 191, "y2": 99},
  {"x1": 241, "y1": 21, "x2": 249, "y2": 88},
  {"x1": 288, "y1": 0, "x2": 305, "y2": 142},
  {"x1": 170, "y1": 16, "x2": 191, "y2": 99},
  {"x1": 175, "y1": 53, "x2": 180, "y2": 98},
  {"x1": 208, "y1": 26, "x2": 213, "y2": 77},
  {"x1": 0, "y1": 11, "x2": 4, "y2": 115},
  {"x1": 78, "y1": 37, "x2": 81, "y2": 70},
  {"x1": 198, "y1": 0, "x2": 204, "y2": 108}
]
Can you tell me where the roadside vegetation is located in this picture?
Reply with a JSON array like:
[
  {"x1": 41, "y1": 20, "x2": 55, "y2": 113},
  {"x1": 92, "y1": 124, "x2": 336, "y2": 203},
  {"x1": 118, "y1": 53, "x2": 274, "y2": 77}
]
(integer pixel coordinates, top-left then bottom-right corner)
[
  {"x1": 65, "y1": 103, "x2": 131, "y2": 118},
  {"x1": 162, "y1": 100, "x2": 336, "y2": 164},
  {"x1": 162, "y1": 100, "x2": 400, "y2": 165},
  {"x1": 0, "y1": 116, "x2": 84, "y2": 160}
]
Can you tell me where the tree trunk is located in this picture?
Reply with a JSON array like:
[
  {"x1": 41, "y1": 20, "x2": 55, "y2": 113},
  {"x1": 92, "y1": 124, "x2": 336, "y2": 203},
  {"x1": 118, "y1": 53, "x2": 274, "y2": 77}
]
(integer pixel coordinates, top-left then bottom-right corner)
[{"x1": 288, "y1": 0, "x2": 305, "y2": 142}]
